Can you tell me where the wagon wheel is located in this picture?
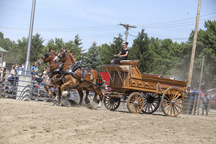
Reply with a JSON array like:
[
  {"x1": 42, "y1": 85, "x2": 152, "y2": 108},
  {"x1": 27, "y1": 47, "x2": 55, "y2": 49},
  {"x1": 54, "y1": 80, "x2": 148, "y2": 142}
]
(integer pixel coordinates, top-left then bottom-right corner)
[
  {"x1": 161, "y1": 87, "x2": 184, "y2": 117},
  {"x1": 104, "y1": 95, "x2": 120, "y2": 111},
  {"x1": 142, "y1": 93, "x2": 160, "y2": 114},
  {"x1": 127, "y1": 92, "x2": 144, "y2": 113}
]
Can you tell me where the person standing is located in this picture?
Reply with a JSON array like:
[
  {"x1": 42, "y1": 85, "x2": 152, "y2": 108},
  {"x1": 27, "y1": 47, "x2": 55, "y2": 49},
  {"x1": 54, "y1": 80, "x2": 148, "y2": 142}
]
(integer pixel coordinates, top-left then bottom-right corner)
[
  {"x1": 31, "y1": 62, "x2": 39, "y2": 78},
  {"x1": 8, "y1": 65, "x2": 19, "y2": 83},
  {"x1": 112, "y1": 42, "x2": 129, "y2": 65},
  {"x1": 188, "y1": 88, "x2": 196, "y2": 114},
  {"x1": 202, "y1": 94, "x2": 210, "y2": 116}
]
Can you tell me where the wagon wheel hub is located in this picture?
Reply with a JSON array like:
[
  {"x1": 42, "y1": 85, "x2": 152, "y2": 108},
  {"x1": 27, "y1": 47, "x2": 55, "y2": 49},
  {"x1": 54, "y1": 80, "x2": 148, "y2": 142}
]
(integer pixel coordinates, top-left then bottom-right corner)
[
  {"x1": 134, "y1": 100, "x2": 139, "y2": 106},
  {"x1": 109, "y1": 98, "x2": 116, "y2": 104},
  {"x1": 171, "y1": 100, "x2": 176, "y2": 105},
  {"x1": 147, "y1": 96, "x2": 155, "y2": 103}
]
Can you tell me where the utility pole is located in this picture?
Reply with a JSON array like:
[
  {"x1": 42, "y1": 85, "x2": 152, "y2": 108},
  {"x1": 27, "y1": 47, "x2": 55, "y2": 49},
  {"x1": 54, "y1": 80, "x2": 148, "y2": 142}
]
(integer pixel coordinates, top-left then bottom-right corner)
[
  {"x1": 187, "y1": 0, "x2": 202, "y2": 87},
  {"x1": 197, "y1": 56, "x2": 205, "y2": 115},
  {"x1": 119, "y1": 23, "x2": 136, "y2": 42}
]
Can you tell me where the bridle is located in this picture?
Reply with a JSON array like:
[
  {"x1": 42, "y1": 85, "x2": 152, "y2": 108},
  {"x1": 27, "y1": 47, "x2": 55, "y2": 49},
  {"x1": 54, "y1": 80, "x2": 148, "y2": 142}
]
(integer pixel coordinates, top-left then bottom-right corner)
[
  {"x1": 57, "y1": 50, "x2": 67, "y2": 60},
  {"x1": 40, "y1": 51, "x2": 51, "y2": 62}
]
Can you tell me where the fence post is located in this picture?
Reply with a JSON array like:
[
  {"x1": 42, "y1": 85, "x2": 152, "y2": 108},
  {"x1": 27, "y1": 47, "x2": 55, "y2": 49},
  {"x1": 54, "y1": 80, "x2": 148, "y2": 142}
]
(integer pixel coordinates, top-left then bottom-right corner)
[{"x1": 0, "y1": 68, "x2": 6, "y2": 98}]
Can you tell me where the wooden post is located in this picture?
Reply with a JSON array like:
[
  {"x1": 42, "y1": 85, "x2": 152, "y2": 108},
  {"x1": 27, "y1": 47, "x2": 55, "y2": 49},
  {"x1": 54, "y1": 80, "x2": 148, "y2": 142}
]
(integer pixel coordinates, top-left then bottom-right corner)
[{"x1": 187, "y1": 0, "x2": 202, "y2": 87}]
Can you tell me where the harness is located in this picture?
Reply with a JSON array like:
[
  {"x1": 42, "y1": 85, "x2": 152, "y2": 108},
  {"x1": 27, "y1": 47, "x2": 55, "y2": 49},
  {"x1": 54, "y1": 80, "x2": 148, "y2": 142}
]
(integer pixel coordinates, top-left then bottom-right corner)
[
  {"x1": 63, "y1": 63, "x2": 102, "y2": 88},
  {"x1": 48, "y1": 63, "x2": 63, "y2": 77}
]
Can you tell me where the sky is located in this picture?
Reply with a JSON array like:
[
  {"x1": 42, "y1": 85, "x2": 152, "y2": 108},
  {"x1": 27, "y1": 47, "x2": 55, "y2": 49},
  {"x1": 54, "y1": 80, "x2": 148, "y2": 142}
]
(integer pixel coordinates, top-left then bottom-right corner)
[{"x1": 0, "y1": 0, "x2": 216, "y2": 51}]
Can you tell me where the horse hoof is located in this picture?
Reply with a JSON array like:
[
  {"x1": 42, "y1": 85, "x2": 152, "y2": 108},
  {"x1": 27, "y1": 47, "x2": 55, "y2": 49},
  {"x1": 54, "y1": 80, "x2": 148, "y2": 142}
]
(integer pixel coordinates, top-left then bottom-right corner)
[
  {"x1": 93, "y1": 99, "x2": 99, "y2": 104},
  {"x1": 87, "y1": 103, "x2": 96, "y2": 110},
  {"x1": 96, "y1": 106, "x2": 101, "y2": 110},
  {"x1": 60, "y1": 103, "x2": 66, "y2": 106},
  {"x1": 53, "y1": 103, "x2": 58, "y2": 106}
]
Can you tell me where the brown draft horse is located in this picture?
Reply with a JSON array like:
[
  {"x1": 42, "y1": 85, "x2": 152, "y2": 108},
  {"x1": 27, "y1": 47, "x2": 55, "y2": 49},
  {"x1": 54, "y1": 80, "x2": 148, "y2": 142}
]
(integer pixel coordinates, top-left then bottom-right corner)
[
  {"x1": 37, "y1": 49, "x2": 63, "y2": 104},
  {"x1": 53, "y1": 49, "x2": 104, "y2": 109},
  {"x1": 37, "y1": 49, "x2": 89, "y2": 106}
]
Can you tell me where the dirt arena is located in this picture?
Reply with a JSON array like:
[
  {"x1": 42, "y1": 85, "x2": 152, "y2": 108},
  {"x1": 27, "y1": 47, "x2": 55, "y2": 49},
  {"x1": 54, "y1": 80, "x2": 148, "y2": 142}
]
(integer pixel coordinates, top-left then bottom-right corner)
[{"x1": 0, "y1": 99, "x2": 216, "y2": 144}]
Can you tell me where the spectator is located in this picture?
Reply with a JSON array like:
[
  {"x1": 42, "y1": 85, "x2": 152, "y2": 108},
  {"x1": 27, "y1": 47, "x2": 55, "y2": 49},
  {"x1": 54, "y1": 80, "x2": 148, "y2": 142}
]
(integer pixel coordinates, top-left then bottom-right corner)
[
  {"x1": 202, "y1": 94, "x2": 210, "y2": 116},
  {"x1": 31, "y1": 62, "x2": 39, "y2": 78},
  {"x1": 8, "y1": 65, "x2": 19, "y2": 84},
  {"x1": 18, "y1": 63, "x2": 24, "y2": 71},
  {"x1": 18, "y1": 63, "x2": 24, "y2": 76},
  {"x1": 43, "y1": 68, "x2": 50, "y2": 83},
  {"x1": 0, "y1": 64, "x2": 4, "y2": 82},
  {"x1": 41, "y1": 67, "x2": 47, "y2": 79}
]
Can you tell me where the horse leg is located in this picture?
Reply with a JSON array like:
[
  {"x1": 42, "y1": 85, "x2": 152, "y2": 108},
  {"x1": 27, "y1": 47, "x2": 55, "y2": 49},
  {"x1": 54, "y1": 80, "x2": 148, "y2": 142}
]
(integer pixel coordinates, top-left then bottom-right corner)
[
  {"x1": 84, "y1": 90, "x2": 95, "y2": 110},
  {"x1": 45, "y1": 85, "x2": 51, "y2": 96},
  {"x1": 60, "y1": 81, "x2": 73, "y2": 106},
  {"x1": 77, "y1": 89, "x2": 83, "y2": 106},
  {"x1": 93, "y1": 86, "x2": 104, "y2": 109},
  {"x1": 45, "y1": 84, "x2": 57, "y2": 105},
  {"x1": 57, "y1": 87, "x2": 61, "y2": 106},
  {"x1": 93, "y1": 92, "x2": 99, "y2": 104}
]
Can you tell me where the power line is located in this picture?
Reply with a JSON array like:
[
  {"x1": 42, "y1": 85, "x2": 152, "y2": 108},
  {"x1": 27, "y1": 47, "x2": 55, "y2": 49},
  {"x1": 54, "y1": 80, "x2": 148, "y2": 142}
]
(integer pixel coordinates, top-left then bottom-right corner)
[
  {"x1": 0, "y1": 12, "x2": 215, "y2": 31},
  {"x1": 135, "y1": 12, "x2": 216, "y2": 26}
]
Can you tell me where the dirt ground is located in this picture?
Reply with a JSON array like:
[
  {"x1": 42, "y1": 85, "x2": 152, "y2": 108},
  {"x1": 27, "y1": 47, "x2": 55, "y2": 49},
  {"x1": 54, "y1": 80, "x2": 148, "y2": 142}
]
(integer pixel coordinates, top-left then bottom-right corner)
[{"x1": 0, "y1": 99, "x2": 216, "y2": 144}]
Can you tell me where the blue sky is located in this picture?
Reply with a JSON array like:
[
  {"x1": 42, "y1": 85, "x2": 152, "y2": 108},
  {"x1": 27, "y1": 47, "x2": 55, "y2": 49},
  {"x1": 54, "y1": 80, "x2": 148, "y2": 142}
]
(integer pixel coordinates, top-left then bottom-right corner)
[{"x1": 0, "y1": 0, "x2": 216, "y2": 51}]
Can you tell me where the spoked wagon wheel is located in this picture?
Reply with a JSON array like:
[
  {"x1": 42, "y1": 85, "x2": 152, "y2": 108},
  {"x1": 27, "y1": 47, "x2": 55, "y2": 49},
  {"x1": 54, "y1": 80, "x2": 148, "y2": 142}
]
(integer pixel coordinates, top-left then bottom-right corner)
[
  {"x1": 142, "y1": 93, "x2": 160, "y2": 114},
  {"x1": 161, "y1": 87, "x2": 184, "y2": 117},
  {"x1": 127, "y1": 92, "x2": 144, "y2": 113},
  {"x1": 104, "y1": 95, "x2": 120, "y2": 111}
]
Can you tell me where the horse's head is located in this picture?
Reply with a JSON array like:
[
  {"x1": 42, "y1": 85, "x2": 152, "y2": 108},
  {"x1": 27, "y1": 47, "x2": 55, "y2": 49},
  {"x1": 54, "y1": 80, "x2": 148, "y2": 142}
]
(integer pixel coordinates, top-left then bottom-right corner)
[
  {"x1": 53, "y1": 48, "x2": 67, "y2": 63},
  {"x1": 38, "y1": 49, "x2": 52, "y2": 65}
]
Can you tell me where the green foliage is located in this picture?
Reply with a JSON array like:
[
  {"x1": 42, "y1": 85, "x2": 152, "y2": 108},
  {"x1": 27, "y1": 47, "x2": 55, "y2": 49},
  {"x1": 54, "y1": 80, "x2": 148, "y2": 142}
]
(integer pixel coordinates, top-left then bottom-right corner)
[
  {"x1": 98, "y1": 34, "x2": 124, "y2": 65},
  {"x1": 81, "y1": 42, "x2": 102, "y2": 70},
  {"x1": 18, "y1": 33, "x2": 44, "y2": 64},
  {"x1": 129, "y1": 29, "x2": 151, "y2": 73},
  {"x1": 0, "y1": 32, "x2": 4, "y2": 39}
]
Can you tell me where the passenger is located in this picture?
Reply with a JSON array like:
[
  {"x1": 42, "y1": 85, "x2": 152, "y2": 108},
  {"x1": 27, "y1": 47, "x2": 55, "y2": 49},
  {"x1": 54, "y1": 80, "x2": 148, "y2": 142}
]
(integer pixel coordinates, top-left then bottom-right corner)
[
  {"x1": 31, "y1": 62, "x2": 39, "y2": 78},
  {"x1": 8, "y1": 65, "x2": 19, "y2": 84},
  {"x1": 112, "y1": 42, "x2": 129, "y2": 65}
]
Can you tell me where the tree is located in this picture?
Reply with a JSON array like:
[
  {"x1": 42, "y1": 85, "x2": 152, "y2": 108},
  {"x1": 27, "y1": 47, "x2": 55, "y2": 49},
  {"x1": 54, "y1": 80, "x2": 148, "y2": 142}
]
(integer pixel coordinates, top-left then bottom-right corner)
[
  {"x1": 81, "y1": 42, "x2": 102, "y2": 70},
  {"x1": 73, "y1": 34, "x2": 83, "y2": 60},
  {"x1": 98, "y1": 34, "x2": 124, "y2": 65},
  {"x1": 0, "y1": 32, "x2": 4, "y2": 39},
  {"x1": 129, "y1": 29, "x2": 151, "y2": 73},
  {"x1": 0, "y1": 37, "x2": 21, "y2": 64},
  {"x1": 18, "y1": 33, "x2": 44, "y2": 64}
]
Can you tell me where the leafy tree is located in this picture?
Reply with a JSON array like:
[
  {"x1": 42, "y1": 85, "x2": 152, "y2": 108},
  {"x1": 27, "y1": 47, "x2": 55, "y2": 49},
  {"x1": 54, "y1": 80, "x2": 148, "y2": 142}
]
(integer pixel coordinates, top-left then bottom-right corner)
[
  {"x1": 0, "y1": 32, "x2": 4, "y2": 39},
  {"x1": 81, "y1": 42, "x2": 102, "y2": 70},
  {"x1": 129, "y1": 29, "x2": 151, "y2": 73},
  {"x1": 18, "y1": 33, "x2": 44, "y2": 63},
  {"x1": 73, "y1": 35, "x2": 83, "y2": 60},
  {"x1": 98, "y1": 34, "x2": 124, "y2": 65}
]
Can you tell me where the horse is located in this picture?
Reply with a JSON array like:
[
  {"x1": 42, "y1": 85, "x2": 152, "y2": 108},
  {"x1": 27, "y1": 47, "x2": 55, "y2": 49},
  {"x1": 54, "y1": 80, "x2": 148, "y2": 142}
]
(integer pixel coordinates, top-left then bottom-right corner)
[
  {"x1": 37, "y1": 49, "x2": 91, "y2": 107},
  {"x1": 53, "y1": 49, "x2": 104, "y2": 109},
  {"x1": 37, "y1": 49, "x2": 64, "y2": 105}
]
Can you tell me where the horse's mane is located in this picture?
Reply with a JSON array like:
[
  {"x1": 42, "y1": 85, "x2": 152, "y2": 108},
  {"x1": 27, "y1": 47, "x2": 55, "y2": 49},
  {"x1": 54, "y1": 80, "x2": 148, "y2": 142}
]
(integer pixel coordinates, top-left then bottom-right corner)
[{"x1": 67, "y1": 51, "x2": 75, "y2": 64}]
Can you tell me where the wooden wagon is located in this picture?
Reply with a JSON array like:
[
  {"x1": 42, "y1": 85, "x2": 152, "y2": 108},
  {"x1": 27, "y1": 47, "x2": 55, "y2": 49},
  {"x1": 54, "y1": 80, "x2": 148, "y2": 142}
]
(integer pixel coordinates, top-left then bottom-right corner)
[{"x1": 102, "y1": 60, "x2": 188, "y2": 117}]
